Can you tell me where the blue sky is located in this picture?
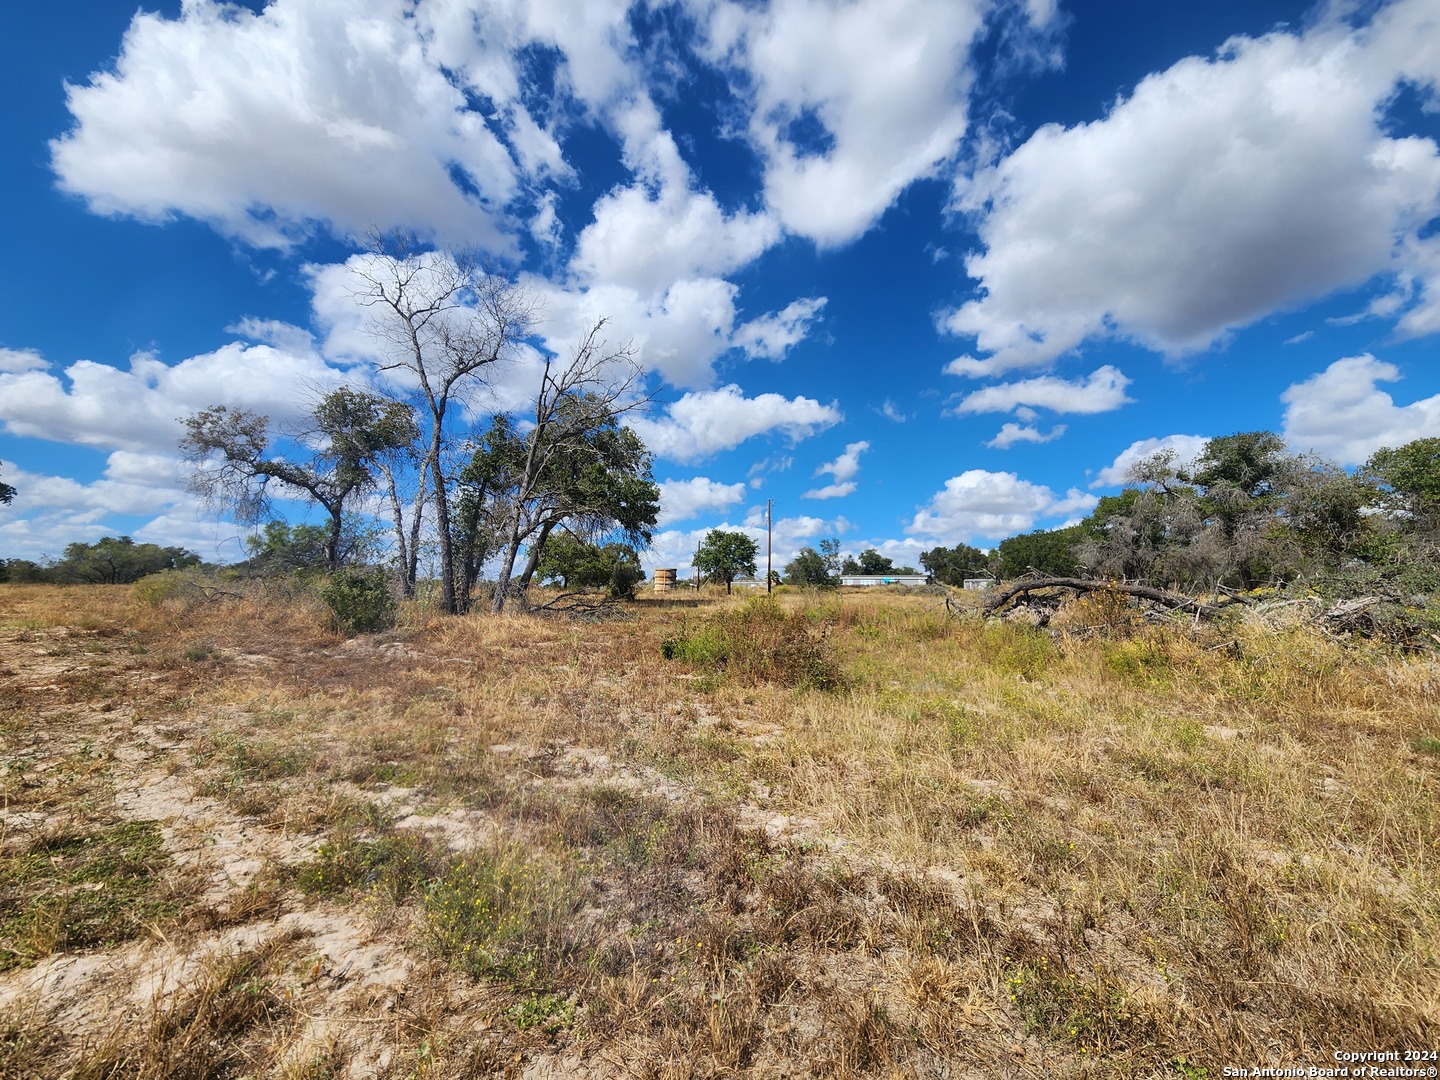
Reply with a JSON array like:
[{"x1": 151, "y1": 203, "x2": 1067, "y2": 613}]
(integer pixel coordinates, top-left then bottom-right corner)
[{"x1": 2, "y1": 0, "x2": 1438, "y2": 574}]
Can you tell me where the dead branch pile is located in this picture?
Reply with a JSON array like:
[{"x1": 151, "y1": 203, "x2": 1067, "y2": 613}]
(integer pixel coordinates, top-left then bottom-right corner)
[
  {"x1": 982, "y1": 577, "x2": 1246, "y2": 622},
  {"x1": 969, "y1": 576, "x2": 1437, "y2": 648},
  {"x1": 527, "y1": 590, "x2": 629, "y2": 621}
]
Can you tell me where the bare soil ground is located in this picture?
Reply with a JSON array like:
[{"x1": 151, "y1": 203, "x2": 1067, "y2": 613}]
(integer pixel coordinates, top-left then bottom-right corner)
[{"x1": 1, "y1": 583, "x2": 1436, "y2": 1078}]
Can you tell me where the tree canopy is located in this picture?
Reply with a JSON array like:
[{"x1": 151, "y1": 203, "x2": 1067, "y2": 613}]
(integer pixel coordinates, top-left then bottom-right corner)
[
  {"x1": 1365, "y1": 437, "x2": 1440, "y2": 534},
  {"x1": 49, "y1": 536, "x2": 200, "y2": 584},
  {"x1": 919, "y1": 543, "x2": 990, "y2": 586},
  {"x1": 693, "y1": 530, "x2": 759, "y2": 593},
  {"x1": 180, "y1": 389, "x2": 415, "y2": 573},
  {"x1": 785, "y1": 547, "x2": 834, "y2": 587},
  {"x1": 535, "y1": 535, "x2": 643, "y2": 597},
  {"x1": 970, "y1": 432, "x2": 1440, "y2": 595}
]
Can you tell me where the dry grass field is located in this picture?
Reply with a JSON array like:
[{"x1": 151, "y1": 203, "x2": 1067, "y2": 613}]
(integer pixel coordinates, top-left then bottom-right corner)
[{"x1": 0, "y1": 581, "x2": 1436, "y2": 1078}]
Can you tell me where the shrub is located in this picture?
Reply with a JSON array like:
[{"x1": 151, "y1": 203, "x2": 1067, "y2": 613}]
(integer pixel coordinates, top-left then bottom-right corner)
[
  {"x1": 661, "y1": 597, "x2": 845, "y2": 690},
  {"x1": 608, "y1": 560, "x2": 644, "y2": 600},
  {"x1": 319, "y1": 568, "x2": 395, "y2": 635}
]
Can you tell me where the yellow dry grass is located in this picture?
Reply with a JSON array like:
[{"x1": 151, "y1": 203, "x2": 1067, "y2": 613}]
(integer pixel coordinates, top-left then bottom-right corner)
[{"x1": 0, "y1": 581, "x2": 1435, "y2": 1077}]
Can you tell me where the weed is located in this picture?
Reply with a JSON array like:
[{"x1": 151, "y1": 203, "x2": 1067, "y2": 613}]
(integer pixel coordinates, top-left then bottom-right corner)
[
  {"x1": 506, "y1": 991, "x2": 575, "y2": 1032},
  {"x1": 1005, "y1": 957, "x2": 1153, "y2": 1057},
  {"x1": 421, "y1": 844, "x2": 577, "y2": 985},
  {"x1": 294, "y1": 828, "x2": 441, "y2": 903},
  {"x1": 195, "y1": 732, "x2": 318, "y2": 782}
]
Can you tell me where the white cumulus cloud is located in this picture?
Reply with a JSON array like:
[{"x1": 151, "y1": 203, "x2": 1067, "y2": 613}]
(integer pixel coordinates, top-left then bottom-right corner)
[
  {"x1": 693, "y1": 0, "x2": 1025, "y2": 247},
  {"x1": 51, "y1": 0, "x2": 538, "y2": 250},
  {"x1": 732, "y1": 298, "x2": 828, "y2": 361},
  {"x1": 1281, "y1": 354, "x2": 1440, "y2": 465},
  {"x1": 986, "y1": 422, "x2": 1067, "y2": 449},
  {"x1": 907, "y1": 470, "x2": 1097, "y2": 543},
  {"x1": 0, "y1": 345, "x2": 351, "y2": 455},
  {"x1": 629, "y1": 384, "x2": 842, "y2": 464},
  {"x1": 801, "y1": 482, "x2": 856, "y2": 501},
  {"x1": 943, "y1": 0, "x2": 1440, "y2": 375},
  {"x1": 1090, "y1": 434, "x2": 1210, "y2": 489},
  {"x1": 804, "y1": 439, "x2": 868, "y2": 499},
  {"x1": 951, "y1": 366, "x2": 1133, "y2": 414},
  {"x1": 657, "y1": 476, "x2": 748, "y2": 525},
  {"x1": 0, "y1": 348, "x2": 50, "y2": 374}
]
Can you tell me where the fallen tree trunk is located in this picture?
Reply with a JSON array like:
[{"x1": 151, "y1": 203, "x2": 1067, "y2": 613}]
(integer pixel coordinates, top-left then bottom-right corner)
[{"x1": 982, "y1": 577, "x2": 1245, "y2": 619}]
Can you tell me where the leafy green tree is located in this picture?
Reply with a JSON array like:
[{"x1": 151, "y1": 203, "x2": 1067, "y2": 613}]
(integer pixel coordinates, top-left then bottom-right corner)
[
  {"x1": 1364, "y1": 437, "x2": 1440, "y2": 535},
  {"x1": 1279, "y1": 462, "x2": 1378, "y2": 564},
  {"x1": 693, "y1": 530, "x2": 759, "y2": 593},
  {"x1": 920, "y1": 543, "x2": 990, "y2": 586},
  {"x1": 487, "y1": 322, "x2": 650, "y2": 613},
  {"x1": 455, "y1": 394, "x2": 659, "y2": 612},
  {"x1": 0, "y1": 466, "x2": 14, "y2": 505},
  {"x1": 313, "y1": 388, "x2": 421, "y2": 589},
  {"x1": 0, "y1": 560, "x2": 49, "y2": 584},
  {"x1": 1187, "y1": 430, "x2": 1289, "y2": 499},
  {"x1": 181, "y1": 389, "x2": 416, "y2": 572},
  {"x1": 785, "y1": 546, "x2": 835, "y2": 586},
  {"x1": 535, "y1": 534, "x2": 642, "y2": 591},
  {"x1": 239, "y1": 520, "x2": 379, "y2": 575},
  {"x1": 451, "y1": 414, "x2": 526, "y2": 610},
  {"x1": 50, "y1": 536, "x2": 200, "y2": 584},
  {"x1": 995, "y1": 525, "x2": 1086, "y2": 579},
  {"x1": 856, "y1": 549, "x2": 894, "y2": 575}
]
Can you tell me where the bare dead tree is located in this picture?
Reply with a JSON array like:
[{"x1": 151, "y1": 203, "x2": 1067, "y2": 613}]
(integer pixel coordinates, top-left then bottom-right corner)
[
  {"x1": 351, "y1": 233, "x2": 534, "y2": 613},
  {"x1": 490, "y1": 320, "x2": 649, "y2": 613}
]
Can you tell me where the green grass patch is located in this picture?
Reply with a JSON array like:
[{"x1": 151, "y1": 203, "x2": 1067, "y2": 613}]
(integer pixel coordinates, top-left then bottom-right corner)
[
  {"x1": 194, "y1": 733, "x2": 318, "y2": 782},
  {"x1": 294, "y1": 829, "x2": 440, "y2": 903},
  {"x1": 506, "y1": 991, "x2": 575, "y2": 1032},
  {"x1": 0, "y1": 820, "x2": 181, "y2": 971}
]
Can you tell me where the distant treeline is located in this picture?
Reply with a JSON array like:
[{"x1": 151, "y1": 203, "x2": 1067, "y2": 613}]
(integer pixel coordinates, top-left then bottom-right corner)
[
  {"x1": 1, "y1": 536, "x2": 203, "y2": 585},
  {"x1": 6, "y1": 432, "x2": 1438, "y2": 602},
  {"x1": 919, "y1": 432, "x2": 1439, "y2": 596}
]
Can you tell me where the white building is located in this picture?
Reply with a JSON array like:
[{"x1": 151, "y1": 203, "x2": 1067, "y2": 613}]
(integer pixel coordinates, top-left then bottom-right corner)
[{"x1": 838, "y1": 574, "x2": 933, "y2": 587}]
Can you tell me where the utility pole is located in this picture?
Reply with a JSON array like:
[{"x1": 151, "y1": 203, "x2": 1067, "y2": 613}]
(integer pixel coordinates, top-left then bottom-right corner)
[{"x1": 766, "y1": 499, "x2": 773, "y2": 595}]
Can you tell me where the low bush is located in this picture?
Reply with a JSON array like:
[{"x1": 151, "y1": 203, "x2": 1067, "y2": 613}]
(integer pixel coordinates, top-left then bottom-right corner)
[
  {"x1": 661, "y1": 597, "x2": 845, "y2": 690},
  {"x1": 319, "y1": 568, "x2": 395, "y2": 635}
]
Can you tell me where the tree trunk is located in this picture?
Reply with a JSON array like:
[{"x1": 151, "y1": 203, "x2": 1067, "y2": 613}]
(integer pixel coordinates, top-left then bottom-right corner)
[
  {"x1": 982, "y1": 576, "x2": 1245, "y2": 618},
  {"x1": 380, "y1": 463, "x2": 413, "y2": 599},
  {"x1": 517, "y1": 520, "x2": 556, "y2": 589},
  {"x1": 491, "y1": 508, "x2": 525, "y2": 614},
  {"x1": 423, "y1": 413, "x2": 459, "y2": 614},
  {"x1": 324, "y1": 496, "x2": 345, "y2": 572},
  {"x1": 406, "y1": 461, "x2": 428, "y2": 600}
]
